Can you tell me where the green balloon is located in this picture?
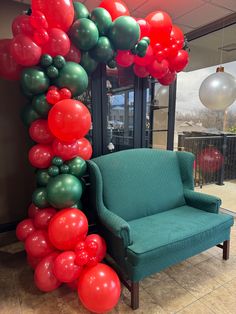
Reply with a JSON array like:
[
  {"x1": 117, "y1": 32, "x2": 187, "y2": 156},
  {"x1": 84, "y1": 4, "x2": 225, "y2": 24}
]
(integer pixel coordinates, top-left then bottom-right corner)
[
  {"x1": 36, "y1": 169, "x2": 51, "y2": 186},
  {"x1": 67, "y1": 157, "x2": 87, "y2": 178},
  {"x1": 46, "y1": 174, "x2": 83, "y2": 209},
  {"x1": 137, "y1": 40, "x2": 148, "y2": 53},
  {"x1": 107, "y1": 59, "x2": 117, "y2": 68},
  {"x1": 32, "y1": 94, "x2": 51, "y2": 117},
  {"x1": 70, "y1": 18, "x2": 99, "y2": 51},
  {"x1": 109, "y1": 16, "x2": 140, "y2": 50},
  {"x1": 56, "y1": 61, "x2": 88, "y2": 96},
  {"x1": 32, "y1": 187, "x2": 49, "y2": 208},
  {"x1": 60, "y1": 164, "x2": 70, "y2": 174},
  {"x1": 142, "y1": 37, "x2": 150, "y2": 45},
  {"x1": 40, "y1": 54, "x2": 53, "y2": 67},
  {"x1": 21, "y1": 67, "x2": 50, "y2": 95},
  {"x1": 46, "y1": 65, "x2": 59, "y2": 79},
  {"x1": 52, "y1": 157, "x2": 63, "y2": 167},
  {"x1": 53, "y1": 55, "x2": 66, "y2": 69},
  {"x1": 73, "y1": 2, "x2": 89, "y2": 20},
  {"x1": 90, "y1": 8, "x2": 112, "y2": 36},
  {"x1": 80, "y1": 51, "x2": 98, "y2": 75},
  {"x1": 90, "y1": 36, "x2": 114, "y2": 63},
  {"x1": 21, "y1": 105, "x2": 40, "y2": 126},
  {"x1": 48, "y1": 166, "x2": 60, "y2": 177}
]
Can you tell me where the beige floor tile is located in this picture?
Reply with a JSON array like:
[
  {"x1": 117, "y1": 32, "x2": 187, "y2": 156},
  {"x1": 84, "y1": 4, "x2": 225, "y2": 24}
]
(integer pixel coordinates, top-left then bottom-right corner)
[
  {"x1": 141, "y1": 271, "x2": 170, "y2": 288},
  {"x1": 187, "y1": 252, "x2": 212, "y2": 265},
  {"x1": 177, "y1": 300, "x2": 215, "y2": 314},
  {"x1": 223, "y1": 277, "x2": 236, "y2": 293},
  {"x1": 164, "y1": 261, "x2": 192, "y2": 278}
]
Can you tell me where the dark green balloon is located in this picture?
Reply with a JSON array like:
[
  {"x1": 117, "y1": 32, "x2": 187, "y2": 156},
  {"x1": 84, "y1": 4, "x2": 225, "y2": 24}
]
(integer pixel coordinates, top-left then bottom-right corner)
[
  {"x1": 21, "y1": 67, "x2": 50, "y2": 95},
  {"x1": 32, "y1": 187, "x2": 49, "y2": 208},
  {"x1": 90, "y1": 8, "x2": 112, "y2": 36},
  {"x1": 52, "y1": 157, "x2": 63, "y2": 167},
  {"x1": 40, "y1": 54, "x2": 53, "y2": 67},
  {"x1": 73, "y1": 2, "x2": 89, "y2": 20},
  {"x1": 90, "y1": 36, "x2": 114, "y2": 63},
  {"x1": 109, "y1": 16, "x2": 140, "y2": 50},
  {"x1": 107, "y1": 59, "x2": 117, "y2": 69},
  {"x1": 46, "y1": 174, "x2": 83, "y2": 209},
  {"x1": 142, "y1": 37, "x2": 150, "y2": 45},
  {"x1": 56, "y1": 61, "x2": 88, "y2": 96},
  {"x1": 67, "y1": 157, "x2": 87, "y2": 178},
  {"x1": 70, "y1": 18, "x2": 99, "y2": 51},
  {"x1": 46, "y1": 65, "x2": 59, "y2": 79},
  {"x1": 21, "y1": 105, "x2": 40, "y2": 126},
  {"x1": 32, "y1": 94, "x2": 51, "y2": 117},
  {"x1": 80, "y1": 51, "x2": 98, "y2": 75},
  {"x1": 48, "y1": 166, "x2": 60, "y2": 177},
  {"x1": 60, "y1": 164, "x2": 70, "y2": 174},
  {"x1": 53, "y1": 55, "x2": 66, "y2": 69},
  {"x1": 137, "y1": 40, "x2": 148, "y2": 53},
  {"x1": 36, "y1": 169, "x2": 51, "y2": 186}
]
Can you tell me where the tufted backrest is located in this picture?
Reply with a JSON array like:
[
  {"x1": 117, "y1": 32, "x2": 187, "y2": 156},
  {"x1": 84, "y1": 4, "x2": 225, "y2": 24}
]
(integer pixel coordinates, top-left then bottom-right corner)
[{"x1": 89, "y1": 149, "x2": 193, "y2": 221}]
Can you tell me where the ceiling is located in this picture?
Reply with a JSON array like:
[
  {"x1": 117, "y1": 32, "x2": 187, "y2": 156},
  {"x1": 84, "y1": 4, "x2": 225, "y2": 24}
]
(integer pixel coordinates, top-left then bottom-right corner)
[{"x1": 13, "y1": 0, "x2": 236, "y2": 34}]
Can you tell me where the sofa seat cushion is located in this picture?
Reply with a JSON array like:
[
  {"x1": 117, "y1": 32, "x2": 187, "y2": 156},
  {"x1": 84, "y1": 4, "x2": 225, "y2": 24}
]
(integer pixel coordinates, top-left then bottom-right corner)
[{"x1": 127, "y1": 206, "x2": 234, "y2": 266}]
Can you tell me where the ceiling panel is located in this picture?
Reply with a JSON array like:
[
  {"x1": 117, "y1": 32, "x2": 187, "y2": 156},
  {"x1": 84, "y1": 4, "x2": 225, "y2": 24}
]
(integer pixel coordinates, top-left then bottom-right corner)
[{"x1": 209, "y1": 0, "x2": 236, "y2": 12}]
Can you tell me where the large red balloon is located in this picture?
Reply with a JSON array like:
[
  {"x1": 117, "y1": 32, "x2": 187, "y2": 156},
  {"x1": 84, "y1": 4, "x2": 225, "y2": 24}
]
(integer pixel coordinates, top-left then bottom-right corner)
[
  {"x1": 34, "y1": 208, "x2": 57, "y2": 229},
  {"x1": 53, "y1": 251, "x2": 82, "y2": 283},
  {"x1": 12, "y1": 15, "x2": 34, "y2": 37},
  {"x1": 28, "y1": 203, "x2": 41, "y2": 219},
  {"x1": 29, "y1": 119, "x2": 54, "y2": 144},
  {"x1": 10, "y1": 34, "x2": 42, "y2": 66},
  {"x1": 16, "y1": 219, "x2": 36, "y2": 242},
  {"x1": 158, "y1": 70, "x2": 176, "y2": 86},
  {"x1": 171, "y1": 25, "x2": 185, "y2": 49},
  {"x1": 48, "y1": 208, "x2": 88, "y2": 251},
  {"x1": 198, "y1": 147, "x2": 224, "y2": 173},
  {"x1": 42, "y1": 28, "x2": 70, "y2": 57},
  {"x1": 34, "y1": 252, "x2": 61, "y2": 292},
  {"x1": 0, "y1": 39, "x2": 22, "y2": 81},
  {"x1": 48, "y1": 99, "x2": 91, "y2": 142},
  {"x1": 147, "y1": 59, "x2": 169, "y2": 79},
  {"x1": 52, "y1": 138, "x2": 80, "y2": 161},
  {"x1": 28, "y1": 144, "x2": 54, "y2": 169},
  {"x1": 25, "y1": 230, "x2": 55, "y2": 258},
  {"x1": 78, "y1": 263, "x2": 121, "y2": 313},
  {"x1": 99, "y1": 0, "x2": 130, "y2": 20},
  {"x1": 32, "y1": 0, "x2": 74, "y2": 32},
  {"x1": 133, "y1": 64, "x2": 149, "y2": 78},
  {"x1": 134, "y1": 45, "x2": 154, "y2": 67},
  {"x1": 76, "y1": 138, "x2": 93, "y2": 160},
  {"x1": 169, "y1": 50, "x2": 189, "y2": 72},
  {"x1": 65, "y1": 43, "x2": 81, "y2": 63},
  {"x1": 136, "y1": 18, "x2": 150, "y2": 38},
  {"x1": 116, "y1": 50, "x2": 134, "y2": 68}
]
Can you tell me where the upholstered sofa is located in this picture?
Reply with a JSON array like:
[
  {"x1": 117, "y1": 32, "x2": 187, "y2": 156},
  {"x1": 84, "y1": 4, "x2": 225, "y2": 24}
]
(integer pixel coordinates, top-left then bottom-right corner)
[{"x1": 87, "y1": 149, "x2": 234, "y2": 309}]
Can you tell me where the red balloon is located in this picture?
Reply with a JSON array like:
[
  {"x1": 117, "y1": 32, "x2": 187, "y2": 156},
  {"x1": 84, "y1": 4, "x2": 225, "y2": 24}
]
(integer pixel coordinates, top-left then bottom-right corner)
[
  {"x1": 75, "y1": 250, "x2": 89, "y2": 266},
  {"x1": 46, "y1": 89, "x2": 61, "y2": 105},
  {"x1": 10, "y1": 34, "x2": 42, "y2": 67},
  {"x1": 25, "y1": 230, "x2": 55, "y2": 258},
  {"x1": 48, "y1": 99, "x2": 91, "y2": 142},
  {"x1": 171, "y1": 25, "x2": 185, "y2": 49},
  {"x1": 158, "y1": 70, "x2": 176, "y2": 86},
  {"x1": 52, "y1": 138, "x2": 80, "y2": 161},
  {"x1": 16, "y1": 219, "x2": 36, "y2": 242},
  {"x1": 28, "y1": 203, "x2": 40, "y2": 219},
  {"x1": 0, "y1": 39, "x2": 22, "y2": 81},
  {"x1": 34, "y1": 208, "x2": 57, "y2": 229},
  {"x1": 116, "y1": 50, "x2": 134, "y2": 68},
  {"x1": 136, "y1": 18, "x2": 150, "y2": 38},
  {"x1": 167, "y1": 43, "x2": 179, "y2": 59},
  {"x1": 48, "y1": 208, "x2": 88, "y2": 251},
  {"x1": 99, "y1": 0, "x2": 130, "y2": 20},
  {"x1": 78, "y1": 263, "x2": 121, "y2": 313},
  {"x1": 85, "y1": 234, "x2": 107, "y2": 265},
  {"x1": 65, "y1": 43, "x2": 81, "y2": 63},
  {"x1": 12, "y1": 15, "x2": 34, "y2": 37},
  {"x1": 33, "y1": 28, "x2": 49, "y2": 46},
  {"x1": 34, "y1": 252, "x2": 61, "y2": 292},
  {"x1": 169, "y1": 50, "x2": 189, "y2": 72},
  {"x1": 27, "y1": 254, "x2": 42, "y2": 270},
  {"x1": 30, "y1": 10, "x2": 48, "y2": 30},
  {"x1": 133, "y1": 64, "x2": 149, "y2": 78},
  {"x1": 53, "y1": 251, "x2": 82, "y2": 283},
  {"x1": 147, "y1": 59, "x2": 169, "y2": 79},
  {"x1": 42, "y1": 28, "x2": 70, "y2": 57},
  {"x1": 198, "y1": 148, "x2": 224, "y2": 173},
  {"x1": 134, "y1": 45, "x2": 154, "y2": 67},
  {"x1": 28, "y1": 144, "x2": 54, "y2": 168},
  {"x1": 32, "y1": 0, "x2": 74, "y2": 32},
  {"x1": 29, "y1": 119, "x2": 54, "y2": 144},
  {"x1": 76, "y1": 138, "x2": 92, "y2": 160},
  {"x1": 59, "y1": 88, "x2": 72, "y2": 100}
]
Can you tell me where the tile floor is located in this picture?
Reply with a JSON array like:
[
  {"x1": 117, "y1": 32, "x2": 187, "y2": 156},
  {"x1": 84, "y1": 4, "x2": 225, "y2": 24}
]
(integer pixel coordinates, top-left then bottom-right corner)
[{"x1": 0, "y1": 221, "x2": 236, "y2": 314}]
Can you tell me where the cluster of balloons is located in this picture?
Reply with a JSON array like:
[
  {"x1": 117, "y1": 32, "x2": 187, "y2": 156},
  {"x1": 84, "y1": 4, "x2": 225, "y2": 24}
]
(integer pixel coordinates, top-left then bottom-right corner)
[{"x1": 197, "y1": 147, "x2": 224, "y2": 174}]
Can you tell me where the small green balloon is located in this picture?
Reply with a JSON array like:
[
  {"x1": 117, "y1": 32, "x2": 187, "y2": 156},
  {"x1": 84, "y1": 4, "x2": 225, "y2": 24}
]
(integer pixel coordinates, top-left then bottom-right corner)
[
  {"x1": 90, "y1": 8, "x2": 112, "y2": 36},
  {"x1": 142, "y1": 37, "x2": 150, "y2": 45},
  {"x1": 80, "y1": 51, "x2": 98, "y2": 75},
  {"x1": 21, "y1": 67, "x2": 50, "y2": 95},
  {"x1": 137, "y1": 40, "x2": 148, "y2": 53},
  {"x1": 90, "y1": 36, "x2": 114, "y2": 63},
  {"x1": 137, "y1": 50, "x2": 146, "y2": 57},
  {"x1": 70, "y1": 18, "x2": 99, "y2": 51},
  {"x1": 60, "y1": 164, "x2": 70, "y2": 174},
  {"x1": 53, "y1": 55, "x2": 66, "y2": 69},
  {"x1": 67, "y1": 157, "x2": 87, "y2": 178},
  {"x1": 21, "y1": 105, "x2": 40, "y2": 126},
  {"x1": 48, "y1": 166, "x2": 60, "y2": 177},
  {"x1": 52, "y1": 157, "x2": 63, "y2": 167},
  {"x1": 40, "y1": 54, "x2": 53, "y2": 67},
  {"x1": 46, "y1": 174, "x2": 83, "y2": 209},
  {"x1": 56, "y1": 61, "x2": 88, "y2": 96},
  {"x1": 32, "y1": 187, "x2": 49, "y2": 208},
  {"x1": 107, "y1": 59, "x2": 117, "y2": 68},
  {"x1": 32, "y1": 94, "x2": 51, "y2": 117},
  {"x1": 46, "y1": 65, "x2": 59, "y2": 79},
  {"x1": 36, "y1": 169, "x2": 51, "y2": 186},
  {"x1": 73, "y1": 2, "x2": 89, "y2": 20},
  {"x1": 109, "y1": 16, "x2": 140, "y2": 50}
]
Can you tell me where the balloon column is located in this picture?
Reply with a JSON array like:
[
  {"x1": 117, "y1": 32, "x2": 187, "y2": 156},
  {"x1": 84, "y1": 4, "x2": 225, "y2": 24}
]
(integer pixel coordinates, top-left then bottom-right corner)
[{"x1": 0, "y1": 0, "x2": 188, "y2": 312}]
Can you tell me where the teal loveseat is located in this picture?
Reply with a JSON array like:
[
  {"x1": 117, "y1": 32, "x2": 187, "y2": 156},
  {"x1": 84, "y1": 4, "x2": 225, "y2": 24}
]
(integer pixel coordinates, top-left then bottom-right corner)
[{"x1": 87, "y1": 149, "x2": 234, "y2": 309}]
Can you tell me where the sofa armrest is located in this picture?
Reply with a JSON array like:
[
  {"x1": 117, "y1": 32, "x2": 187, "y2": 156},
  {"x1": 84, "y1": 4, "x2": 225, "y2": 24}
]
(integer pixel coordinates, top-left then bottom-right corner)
[{"x1": 184, "y1": 189, "x2": 221, "y2": 213}]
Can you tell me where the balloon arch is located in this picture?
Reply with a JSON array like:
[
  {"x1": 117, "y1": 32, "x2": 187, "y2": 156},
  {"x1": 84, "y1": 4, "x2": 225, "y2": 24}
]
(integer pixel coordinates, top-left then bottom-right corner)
[{"x1": 1, "y1": 0, "x2": 189, "y2": 312}]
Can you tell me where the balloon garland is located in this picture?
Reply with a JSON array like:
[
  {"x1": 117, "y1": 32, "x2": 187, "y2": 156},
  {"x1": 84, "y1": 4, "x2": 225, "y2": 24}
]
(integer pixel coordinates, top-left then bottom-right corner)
[{"x1": 0, "y1": 0, "x2": 189, "y2": 312}]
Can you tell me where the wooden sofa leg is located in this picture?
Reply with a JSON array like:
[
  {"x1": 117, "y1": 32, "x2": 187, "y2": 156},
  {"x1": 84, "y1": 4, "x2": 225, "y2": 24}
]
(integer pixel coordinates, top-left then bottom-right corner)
[
  {"x1": 223, "y1": 240, "x2": 230, "y2": 260},
  {"x1": 131, "y1": 282, "x2": 139, "y2": 310}
]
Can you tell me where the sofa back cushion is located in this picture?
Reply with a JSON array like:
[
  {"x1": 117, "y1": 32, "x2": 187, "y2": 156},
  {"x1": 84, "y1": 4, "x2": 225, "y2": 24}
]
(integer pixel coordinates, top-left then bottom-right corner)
[{"x1": 92, "y1": 149, "x2": 186, "y2": 221}]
